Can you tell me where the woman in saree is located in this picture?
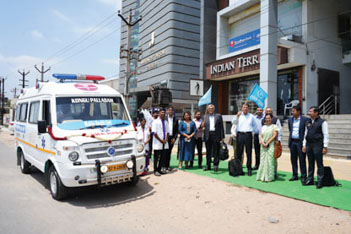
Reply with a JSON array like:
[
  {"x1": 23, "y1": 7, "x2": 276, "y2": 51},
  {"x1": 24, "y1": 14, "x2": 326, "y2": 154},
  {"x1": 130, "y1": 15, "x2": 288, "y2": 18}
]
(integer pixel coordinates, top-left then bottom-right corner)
[{"x1": 256, "y1": 113, "x2": 280, "y2": 182}]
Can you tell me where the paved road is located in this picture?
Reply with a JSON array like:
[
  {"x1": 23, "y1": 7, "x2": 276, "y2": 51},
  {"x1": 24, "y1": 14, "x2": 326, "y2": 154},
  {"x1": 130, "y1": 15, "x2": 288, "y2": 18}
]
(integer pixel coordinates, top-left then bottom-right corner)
[
  {"x1": 1, "y1": 136, "x2": 351, "y2": 234},
  {"x1": 0, "y1": 141, "x2": 155, "y2": 234}
]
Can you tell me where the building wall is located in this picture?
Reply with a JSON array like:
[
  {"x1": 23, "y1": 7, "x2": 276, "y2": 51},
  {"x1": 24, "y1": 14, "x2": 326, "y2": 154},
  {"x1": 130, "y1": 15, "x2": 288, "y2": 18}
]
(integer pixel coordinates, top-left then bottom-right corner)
[
  {"x1": 302, "y1": 0, "x2": 351, "y2": 114},
  {"x1": 119, "y1": 0, "x2": 201, "y2": 103}
]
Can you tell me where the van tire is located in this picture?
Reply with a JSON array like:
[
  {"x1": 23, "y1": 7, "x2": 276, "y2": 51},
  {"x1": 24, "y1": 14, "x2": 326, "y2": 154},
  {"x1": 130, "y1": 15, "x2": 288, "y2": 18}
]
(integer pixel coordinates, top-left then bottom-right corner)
[
  {"x1": 20, "y1": 151, "x2": 31, "y2": 174},
  {"x1": 127, "y1": 176, "x2": 140, "y2": 186},
  {"x1": 48, "y1": 166, "x2": 67, "y2": 201}
]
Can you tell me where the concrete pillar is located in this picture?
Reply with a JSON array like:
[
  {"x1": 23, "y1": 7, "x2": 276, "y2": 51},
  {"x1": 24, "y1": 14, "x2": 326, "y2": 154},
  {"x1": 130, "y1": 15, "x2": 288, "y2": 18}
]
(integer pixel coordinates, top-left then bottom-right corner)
[{"x1": 260, "y1": 0, "x2": 278, "y2": 113}]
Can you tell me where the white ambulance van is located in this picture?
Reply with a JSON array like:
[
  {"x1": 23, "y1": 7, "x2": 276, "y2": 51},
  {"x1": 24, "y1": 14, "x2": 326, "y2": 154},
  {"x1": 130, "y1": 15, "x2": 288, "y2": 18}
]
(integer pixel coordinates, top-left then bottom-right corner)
[{"x1": 14, "y1": 74, "x2": 145, "y2": 200}]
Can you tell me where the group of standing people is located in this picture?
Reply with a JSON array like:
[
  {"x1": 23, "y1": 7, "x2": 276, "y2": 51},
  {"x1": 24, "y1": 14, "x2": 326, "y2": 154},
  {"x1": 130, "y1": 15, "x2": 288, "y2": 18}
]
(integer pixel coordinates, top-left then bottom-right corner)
[
  {"x1": 177, "y1": 104, "x2": 225, "y2": 172},
  {"x1": 137, "y1": 104, "x2": 225, "y2": 174},
  {"x1": 137, "y1": 102, "x2": 329, "y2": 189},
  {"x1": 231, "y1": 102, "x2": 329, "y2": 189}
]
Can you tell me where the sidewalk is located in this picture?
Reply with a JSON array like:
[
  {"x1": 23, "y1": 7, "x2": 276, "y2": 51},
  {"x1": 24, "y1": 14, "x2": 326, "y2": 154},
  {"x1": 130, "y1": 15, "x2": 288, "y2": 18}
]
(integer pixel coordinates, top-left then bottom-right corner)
[{"x1": 172, "y1": 146, "x2": 351, "y2": 181}]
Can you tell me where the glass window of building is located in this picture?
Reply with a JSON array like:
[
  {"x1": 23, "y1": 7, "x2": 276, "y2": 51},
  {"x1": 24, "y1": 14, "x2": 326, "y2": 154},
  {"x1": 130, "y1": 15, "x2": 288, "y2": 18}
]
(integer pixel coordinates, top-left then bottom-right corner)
[
  {"x1": 277, "y1": 69, "x2": 299, "y2": 116},
  {"x1": 228, "y1": 76, "x2": 258, "y2": 114}
]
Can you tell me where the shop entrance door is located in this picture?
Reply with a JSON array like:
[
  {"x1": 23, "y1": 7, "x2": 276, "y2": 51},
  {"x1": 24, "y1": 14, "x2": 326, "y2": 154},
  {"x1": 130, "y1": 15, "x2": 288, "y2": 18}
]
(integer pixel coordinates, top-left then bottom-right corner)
[{"x1": 317, "y1": 68, "x2": 339, "y2": 114}]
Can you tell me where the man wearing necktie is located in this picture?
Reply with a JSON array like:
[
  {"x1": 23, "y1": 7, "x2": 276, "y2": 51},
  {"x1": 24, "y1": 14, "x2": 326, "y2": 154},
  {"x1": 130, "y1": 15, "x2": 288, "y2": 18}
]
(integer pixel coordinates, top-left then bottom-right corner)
[{"x1": 203, "y1": 104, "x2": 224, "y2": 172}]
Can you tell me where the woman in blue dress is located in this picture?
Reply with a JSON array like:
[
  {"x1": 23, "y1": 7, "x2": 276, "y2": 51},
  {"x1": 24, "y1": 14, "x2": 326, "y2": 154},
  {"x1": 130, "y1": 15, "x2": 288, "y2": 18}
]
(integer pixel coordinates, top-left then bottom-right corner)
[{"x1": 178, "y1": 111, "x2": 197, "y2": 169}]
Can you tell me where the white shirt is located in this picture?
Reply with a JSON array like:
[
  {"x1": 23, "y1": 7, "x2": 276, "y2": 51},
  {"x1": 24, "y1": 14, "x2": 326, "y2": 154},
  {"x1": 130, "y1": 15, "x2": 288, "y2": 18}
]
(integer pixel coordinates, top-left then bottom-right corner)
[
  {"x1": 152, "y1": 117, "x2": 170, "y2": 150},
  {"x1": 168, "y1": 116, "x2": 173, "y2": 136},
  {"x1": 193, "y1": 118, "x2": 203, "y2": 138},
  {"x1": 275, "y1": 119, "x2": 282, "y2": 141},
  {"x1": 209, "y1": 115, "x2": 215, "y2": 131},
  {"x1": 236, "y1": 113, "x2": 257, "y2": 133},
  {"x1": 303, "y1": 120, "x2": 329, "y2": 148},
  {"x1": 137, "y1": 126, "x2": 150, "y2": 152},
  {"x1": 254, "y1": 114, "x2": 264, "y2": 134}
]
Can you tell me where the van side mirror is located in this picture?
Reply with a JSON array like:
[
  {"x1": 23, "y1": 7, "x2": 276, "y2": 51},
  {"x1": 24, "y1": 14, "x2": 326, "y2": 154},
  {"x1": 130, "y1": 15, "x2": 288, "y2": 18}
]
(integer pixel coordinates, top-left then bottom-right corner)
[{"x1": 38, "y1": 120, "x2": 47, "y2": 134}]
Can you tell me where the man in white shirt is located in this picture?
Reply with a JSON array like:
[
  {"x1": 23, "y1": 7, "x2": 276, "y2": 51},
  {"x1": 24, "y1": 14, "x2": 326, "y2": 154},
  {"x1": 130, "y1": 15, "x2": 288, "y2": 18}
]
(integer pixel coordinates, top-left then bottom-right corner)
[
  {"x1": 152, "y1": 109, "x2": 169, "y2": 176},
  {"x1": 302, "y1": 106, "x2": 329, "y2": 189},
  {"x1": 137, "y1": 118, "x2": 151, "y2": 175},
  {"x1": 235, "y1": 102, "x2": 257, "y2": 176}
]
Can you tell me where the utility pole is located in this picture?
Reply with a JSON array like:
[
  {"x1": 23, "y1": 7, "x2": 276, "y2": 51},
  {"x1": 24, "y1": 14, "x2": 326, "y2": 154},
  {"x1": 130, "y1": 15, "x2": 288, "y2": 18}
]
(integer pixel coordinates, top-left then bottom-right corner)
[
  {"x1": 0, "y1": 77, "x2": 5, "y2": 125},
  {"x1": 118, "y1": 9, "x2": 142, "y2": 107},
  {"x1": 11, "y1": 88, "x2": 17, "y2": 98},
  {"x1": 18, "y1": 69, "x2": 29, "y2": 89},
  {"x1": 35, "y1": 62, "x2": 51, "y2": 82}
]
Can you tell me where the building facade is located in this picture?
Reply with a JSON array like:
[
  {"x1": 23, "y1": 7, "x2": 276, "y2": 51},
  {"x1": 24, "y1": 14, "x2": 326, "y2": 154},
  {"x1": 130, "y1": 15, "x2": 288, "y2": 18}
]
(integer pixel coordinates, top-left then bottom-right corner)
[
  {"x1": 119, "y1": 0, "x2": 202, "y2": 116},
  {"x1": 206, "y1": 0, "x2": 351, "y2": 115}
]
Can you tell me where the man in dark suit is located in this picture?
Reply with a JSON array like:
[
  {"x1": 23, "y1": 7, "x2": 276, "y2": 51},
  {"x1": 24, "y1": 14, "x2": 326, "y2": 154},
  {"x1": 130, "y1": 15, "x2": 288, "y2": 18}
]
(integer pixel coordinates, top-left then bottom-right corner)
[
  {"x1": 288, "y1": 105, "x2": 308, "y2": 184},
  {"x1": 203, "y1": 104, "x2": 224, "y2": 172},
  {"x1": 164, "y1": 106, "x2": 178, "y2": 172},
  {"x1": 302, "y1": 106, "x2": 329, "y2": 189}
]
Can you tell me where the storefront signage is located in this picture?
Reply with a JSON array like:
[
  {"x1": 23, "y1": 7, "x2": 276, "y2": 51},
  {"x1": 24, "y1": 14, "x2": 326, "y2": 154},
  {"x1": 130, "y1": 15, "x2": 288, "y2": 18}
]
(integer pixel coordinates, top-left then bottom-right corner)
[
  {"x1": 210, "y1": 55, "x2": 259, "y2": 75},
  {"x1": 206, "y1": 47, "x2": 288, "y2": 80},
  {"x1": 228, "y1": 29, "x2": 260, "y2": 53}
]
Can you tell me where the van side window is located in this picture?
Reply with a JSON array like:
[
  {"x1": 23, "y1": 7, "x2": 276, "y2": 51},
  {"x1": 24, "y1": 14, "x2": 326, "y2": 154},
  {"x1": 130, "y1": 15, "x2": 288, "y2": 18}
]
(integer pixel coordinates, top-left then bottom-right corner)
[
  {"x1": 15, "y1": 105, "x2": 21, "y2": 121},
  {"x1": 19, "y1": 103, "x2": 28, "y2": 122},
  {"x1": 29, "y1": 102, "x2": 40, "y2": 124},
  {"x1": 42, "y1": 100, "x2": 51, "y2": 125}
]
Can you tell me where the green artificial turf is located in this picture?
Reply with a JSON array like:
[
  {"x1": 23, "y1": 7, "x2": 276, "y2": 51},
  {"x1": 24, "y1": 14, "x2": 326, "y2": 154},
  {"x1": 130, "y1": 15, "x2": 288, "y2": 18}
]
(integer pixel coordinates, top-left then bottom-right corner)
[{"x1": 170, "y1": 156, "x2": 351, "y2": 211}]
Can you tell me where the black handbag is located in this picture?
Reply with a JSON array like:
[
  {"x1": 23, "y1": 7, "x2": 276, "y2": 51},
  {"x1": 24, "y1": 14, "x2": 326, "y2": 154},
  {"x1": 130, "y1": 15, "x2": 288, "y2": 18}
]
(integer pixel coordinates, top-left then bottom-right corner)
[
  {"x1": 219, "y1": 141, "x2": 229, "y2": 160},
  {"x1": 229, "y1": 158, "x2": 244, "y2": 177},
  {"x1": 322, "y1": 166, "x2": 341, "y2": 187}
]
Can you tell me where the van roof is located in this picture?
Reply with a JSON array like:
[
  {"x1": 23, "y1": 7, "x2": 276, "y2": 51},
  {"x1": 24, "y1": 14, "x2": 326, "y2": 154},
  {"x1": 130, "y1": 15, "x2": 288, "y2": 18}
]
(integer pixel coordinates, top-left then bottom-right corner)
[{"x1": 18, "y1": 81, "x2": 122, "y2": 100}]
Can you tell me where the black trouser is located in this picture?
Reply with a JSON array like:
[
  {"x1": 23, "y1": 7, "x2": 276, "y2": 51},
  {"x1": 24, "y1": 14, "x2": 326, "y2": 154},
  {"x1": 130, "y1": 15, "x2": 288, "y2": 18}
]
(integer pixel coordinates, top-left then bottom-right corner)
[
  {"x1": 253, "y1": 134, "x2": 260, "y2": 168},
  {"x1": 236, "y1": 132, "x2": 253, "y2": 170},
  {"x1": 153, "y1": 149, "x2": 166, "y2": 173},
  {"x1": 290, "y1": 140, "x2": 307, "y2": 180},
  {"x1": 306, "y1": 143, "x2": 324, "y2": 183},
  {"x1": 165, "y1": 137, "x2": 175, "y2": 168},
  {"x1": 191, "y1": 138, "x2": 203, "y2": 167},
  {"x1": 205, "y1": 132, "x2": 220, "y2": 167}
]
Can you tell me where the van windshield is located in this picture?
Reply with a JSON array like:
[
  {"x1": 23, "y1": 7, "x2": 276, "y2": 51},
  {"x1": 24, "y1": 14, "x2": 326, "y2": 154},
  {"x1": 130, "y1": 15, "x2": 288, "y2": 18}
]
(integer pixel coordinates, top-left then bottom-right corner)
[{"x1": 56, "y1": 97, "x2": 130, "y2": 130}]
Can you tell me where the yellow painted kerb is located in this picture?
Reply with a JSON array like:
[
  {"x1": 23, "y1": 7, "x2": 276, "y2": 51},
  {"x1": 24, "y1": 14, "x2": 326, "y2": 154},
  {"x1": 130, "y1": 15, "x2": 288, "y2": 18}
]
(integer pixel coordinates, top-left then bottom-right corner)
[{"x1": 16, "y1": 137, "x2": 56, "y2": 156}]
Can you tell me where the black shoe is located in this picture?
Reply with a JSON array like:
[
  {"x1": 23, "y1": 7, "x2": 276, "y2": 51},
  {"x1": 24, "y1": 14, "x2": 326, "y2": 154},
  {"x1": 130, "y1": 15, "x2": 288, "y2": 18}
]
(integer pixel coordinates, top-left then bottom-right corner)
[
  {"x1": 303, "y1": 180, "x2": 314, "y2": 186},
  {"x1": 198, "y1": 165, "x2": 203, "y2": 169},
  {"x1": 204, "y1": 166, "x2": 210, "y2": 171},
  {"x1": 316, "y1": 182, "x2": 323, "y2": 189},
  {"x1": 214, "y1": 166, "x2": 218, "y2": 172},
  {"x1": 289, "y1": 176, "x2": 298, "y2": 181},
  {"x1": 189, "y1": 165, "x2": 193, "y2": 168},
  {"x1": 248, "y1": 170, "x2": 252, "y2": 176},
  {"x1": 252, "y1": 166, "x2": 259, "y2": 170}
]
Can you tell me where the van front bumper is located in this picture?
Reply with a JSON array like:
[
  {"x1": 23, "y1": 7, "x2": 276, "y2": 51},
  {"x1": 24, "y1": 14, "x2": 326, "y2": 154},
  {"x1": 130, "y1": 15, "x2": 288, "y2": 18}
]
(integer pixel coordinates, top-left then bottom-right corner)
[{"x1": 56, "y1": 155, "x2": 145, "y2": 187}]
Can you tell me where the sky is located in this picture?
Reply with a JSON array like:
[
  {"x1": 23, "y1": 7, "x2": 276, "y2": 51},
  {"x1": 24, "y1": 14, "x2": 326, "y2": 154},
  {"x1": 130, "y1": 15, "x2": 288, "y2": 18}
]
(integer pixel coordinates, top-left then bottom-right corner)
[{"x1": 0, "y1": 0, "x2": 122, "y2": 99}]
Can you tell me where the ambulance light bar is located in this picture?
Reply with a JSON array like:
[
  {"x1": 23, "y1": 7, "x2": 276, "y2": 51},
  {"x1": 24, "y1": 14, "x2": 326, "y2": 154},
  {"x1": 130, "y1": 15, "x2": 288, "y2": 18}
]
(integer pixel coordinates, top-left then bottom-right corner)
[{"x1": 52, "y1": 74, "x2": 105, "y2": 81}]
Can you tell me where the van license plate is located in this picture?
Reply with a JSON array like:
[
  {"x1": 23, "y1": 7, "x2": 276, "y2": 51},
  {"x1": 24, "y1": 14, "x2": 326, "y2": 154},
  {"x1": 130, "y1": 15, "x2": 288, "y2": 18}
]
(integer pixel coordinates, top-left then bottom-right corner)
[{"x1": 107, "y1": 164, "x2": 126, "y2": 172}]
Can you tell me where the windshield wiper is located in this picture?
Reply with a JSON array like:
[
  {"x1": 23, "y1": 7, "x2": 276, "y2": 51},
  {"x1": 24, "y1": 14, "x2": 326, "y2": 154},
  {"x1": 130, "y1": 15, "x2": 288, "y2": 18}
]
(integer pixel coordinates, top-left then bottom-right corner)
[
  {"x1": 79, "y1": 125, "x2": 104, "y2": 130},
  {"x1": 106, "y1": 122, "x2": 130, "y2": 128}
]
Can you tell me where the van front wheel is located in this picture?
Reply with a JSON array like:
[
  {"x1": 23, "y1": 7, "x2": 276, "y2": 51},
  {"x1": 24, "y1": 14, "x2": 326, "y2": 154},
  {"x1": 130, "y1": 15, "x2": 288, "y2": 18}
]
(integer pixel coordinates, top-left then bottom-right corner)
[
  {"x1": 20, "y1": 151, "x2": 31, "y2": 174},
  {"x1": 48, "y1": 166, "x2": 67, "y2": 200},
  {"x1": 127, "y1": 176, "x2": 140, "y2": 186}
]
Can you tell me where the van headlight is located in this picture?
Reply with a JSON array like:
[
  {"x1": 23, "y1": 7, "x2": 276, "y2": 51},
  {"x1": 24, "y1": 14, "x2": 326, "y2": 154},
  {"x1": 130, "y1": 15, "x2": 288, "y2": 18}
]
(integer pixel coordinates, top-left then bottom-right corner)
[
  {"x1": 137, "y1": 143, "x2": 144, "y2": 153},
  {"x1": 126, "y1": 160, "x2": 134, "y2": 169},
  {"x1": 68, "y1": 151, "x2": 79, "y2": 161}
]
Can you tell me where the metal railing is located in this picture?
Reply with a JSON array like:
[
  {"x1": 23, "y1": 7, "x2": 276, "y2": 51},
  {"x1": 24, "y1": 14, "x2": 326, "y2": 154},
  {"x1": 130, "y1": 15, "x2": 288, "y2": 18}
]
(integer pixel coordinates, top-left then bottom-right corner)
[{"x1": 319, "y1": 95, "x2": 338, "y2": 117}]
